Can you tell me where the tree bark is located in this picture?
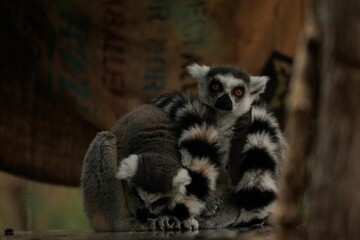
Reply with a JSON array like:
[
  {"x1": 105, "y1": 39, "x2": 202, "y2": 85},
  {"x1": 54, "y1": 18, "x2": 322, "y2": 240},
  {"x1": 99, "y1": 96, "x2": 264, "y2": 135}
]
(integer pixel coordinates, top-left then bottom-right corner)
[
  {"x1": 309, "y1": 0, "x2": 360, "y2": 239},
  {"x1": 276, "y1": 0, "x2": 360, "y2": 239}
]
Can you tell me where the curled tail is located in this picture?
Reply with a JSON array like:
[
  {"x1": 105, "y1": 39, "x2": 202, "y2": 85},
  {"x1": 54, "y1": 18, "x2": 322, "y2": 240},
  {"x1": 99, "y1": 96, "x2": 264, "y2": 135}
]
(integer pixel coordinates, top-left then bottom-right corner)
[
  {"x1": 152, "y1": 93, "x2": 223, "y2": 218},
  {"x1": 230, "y1": 104, "x2": 286, "y2": 226}
]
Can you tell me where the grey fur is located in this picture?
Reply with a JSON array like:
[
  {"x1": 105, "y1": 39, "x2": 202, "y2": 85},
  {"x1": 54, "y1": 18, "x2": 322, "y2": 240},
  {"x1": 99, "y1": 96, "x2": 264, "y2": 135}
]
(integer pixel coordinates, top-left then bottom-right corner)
[
  {"x1": 81, "y1": 131, "x2": 148, "y2": 231},
  {"x1": 82, "y1": 105, "x2": 191, "y2": 231},
  {"x1": 81, "y1": 105, "x2": 222, "y2": 231}
]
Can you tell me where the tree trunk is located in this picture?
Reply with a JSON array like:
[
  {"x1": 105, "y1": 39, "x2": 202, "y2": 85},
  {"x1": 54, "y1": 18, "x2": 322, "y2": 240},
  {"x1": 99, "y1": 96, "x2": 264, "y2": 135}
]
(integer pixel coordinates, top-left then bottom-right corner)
[
  {"x1": 309, "y1": 0, "x2": 360, "y2": 239},
  {"x1": 276, "y1": 0, "x2": 360, "y2": 239}
]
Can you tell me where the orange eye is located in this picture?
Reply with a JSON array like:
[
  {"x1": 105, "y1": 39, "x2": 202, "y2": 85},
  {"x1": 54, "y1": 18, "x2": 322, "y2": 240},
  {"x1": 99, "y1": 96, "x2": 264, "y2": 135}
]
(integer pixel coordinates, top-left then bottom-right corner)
[
  {"x1": 210, "y1": 81, "x2": 222, "y2": 92},
  {"x1": 234, "y1": 88, "x2": 243, "y2": 97}
]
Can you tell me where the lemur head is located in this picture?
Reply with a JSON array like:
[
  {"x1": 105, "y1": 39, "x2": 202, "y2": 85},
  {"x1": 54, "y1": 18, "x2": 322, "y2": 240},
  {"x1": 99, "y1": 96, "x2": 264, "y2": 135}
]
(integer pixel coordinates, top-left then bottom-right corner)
[
  {"x1": 187, "y1": 63, "x2": 269, "y2": 117},
  {"x1": 116, "y1": 154, "x2": 191, "y2": 223}
]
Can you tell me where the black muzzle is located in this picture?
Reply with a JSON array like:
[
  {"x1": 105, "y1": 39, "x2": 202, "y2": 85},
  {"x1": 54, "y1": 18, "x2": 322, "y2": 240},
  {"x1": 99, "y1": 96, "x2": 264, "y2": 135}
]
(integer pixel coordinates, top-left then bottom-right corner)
[{"x1": 215, "y1": 94, "x2": 232, "y2": 111}]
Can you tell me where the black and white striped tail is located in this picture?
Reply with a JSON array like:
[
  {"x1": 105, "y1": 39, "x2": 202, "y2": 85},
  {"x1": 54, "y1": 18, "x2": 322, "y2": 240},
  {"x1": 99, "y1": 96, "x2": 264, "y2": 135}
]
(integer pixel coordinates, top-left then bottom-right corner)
[
  {"x1": 231, "y1": 103, "x2": 286, "y2": 226},
  {"x1": 152, "y1": 93, "x2": 223, "y2": 218}
]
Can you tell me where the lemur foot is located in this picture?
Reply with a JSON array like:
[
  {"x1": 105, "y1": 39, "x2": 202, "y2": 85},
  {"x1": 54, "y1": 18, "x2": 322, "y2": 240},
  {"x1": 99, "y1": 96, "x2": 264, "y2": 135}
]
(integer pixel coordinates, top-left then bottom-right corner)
[
  {"x1": 148, "y1": 216, "x2": 180, "y2": 231},
  {"x1": 148, "y1": 216, "x2": 198, "y2": 231},
  {"x1": 180, "y1": 217, "x2": 199, "y2": 230}
]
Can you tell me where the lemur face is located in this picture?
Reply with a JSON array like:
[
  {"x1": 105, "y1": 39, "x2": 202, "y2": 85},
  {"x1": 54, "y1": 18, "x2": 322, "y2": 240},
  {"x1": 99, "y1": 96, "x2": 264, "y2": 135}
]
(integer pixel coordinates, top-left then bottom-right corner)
[
  {"x1": 131, "y1": 187, "x2": 172, "y2": 223},
  {"x1": 116, "y1": 154, "x2": 191, "y2": 223},
  {"x1": 187, "y1": 64, "x2": 269, "y2": 117}
]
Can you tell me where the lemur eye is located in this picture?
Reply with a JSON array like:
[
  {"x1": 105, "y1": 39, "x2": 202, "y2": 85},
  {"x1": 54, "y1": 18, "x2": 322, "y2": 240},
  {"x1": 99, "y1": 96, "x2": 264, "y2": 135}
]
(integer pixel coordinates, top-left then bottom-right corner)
[
  {"x1": 233, "y1": 87, "x2": 244, "y2": 97},
  {"x1": 210, "y1": 80, "x2": 222, "y2": 92}
]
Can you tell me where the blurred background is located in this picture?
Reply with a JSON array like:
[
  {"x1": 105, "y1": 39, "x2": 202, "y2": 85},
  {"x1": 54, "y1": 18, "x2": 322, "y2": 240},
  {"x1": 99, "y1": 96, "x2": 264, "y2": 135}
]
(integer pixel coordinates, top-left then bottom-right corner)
[{"x1": 0, "y1": 0, "x2": 307, "y2": 231}]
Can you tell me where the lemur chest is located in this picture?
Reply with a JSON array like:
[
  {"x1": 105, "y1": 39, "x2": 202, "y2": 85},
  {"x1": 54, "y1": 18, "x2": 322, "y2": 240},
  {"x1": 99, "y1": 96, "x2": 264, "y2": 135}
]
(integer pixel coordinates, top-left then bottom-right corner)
[{"x1": 216, "y1": 114, "x2": 238, "y2": 167}]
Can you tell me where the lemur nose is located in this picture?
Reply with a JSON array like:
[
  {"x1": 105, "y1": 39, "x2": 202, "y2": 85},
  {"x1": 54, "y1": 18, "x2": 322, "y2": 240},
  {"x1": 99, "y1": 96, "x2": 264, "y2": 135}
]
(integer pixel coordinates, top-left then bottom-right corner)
[
  {"x1": 136, "y1": 208, "x2": 157, "y2": 223},
  {"x1": 215, "y1": 94, "x2": 233, "y2": 111}
]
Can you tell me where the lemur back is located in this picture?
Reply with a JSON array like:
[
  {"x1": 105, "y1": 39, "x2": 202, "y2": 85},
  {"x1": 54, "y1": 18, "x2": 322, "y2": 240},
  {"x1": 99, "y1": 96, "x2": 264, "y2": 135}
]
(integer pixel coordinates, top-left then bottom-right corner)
[
  {"x1": 152, "y1": 64, "x2": 286, "y2": 227},
  {"x1": 82, "y1": 104, "x2": 218, "y2": 231},
  {"x1": 112, "y1": 104, "x2": 221, "y2": 227}
]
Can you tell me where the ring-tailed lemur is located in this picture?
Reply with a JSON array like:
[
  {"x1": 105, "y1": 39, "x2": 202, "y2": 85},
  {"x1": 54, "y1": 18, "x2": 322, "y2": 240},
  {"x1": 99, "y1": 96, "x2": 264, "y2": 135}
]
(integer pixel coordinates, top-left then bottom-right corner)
[
  {"x1": 82, "y1": 104, "x2": 221, "y2": 231},
  {"x1": 152, "y1": 64, "x2": 286, "y2": 228}
]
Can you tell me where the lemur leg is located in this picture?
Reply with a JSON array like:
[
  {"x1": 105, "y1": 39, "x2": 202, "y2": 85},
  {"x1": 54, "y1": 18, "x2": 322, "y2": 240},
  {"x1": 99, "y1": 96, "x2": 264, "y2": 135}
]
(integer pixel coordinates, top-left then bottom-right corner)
[{"x1": 81, "y1": 131, "x2": 150, "y2": 231}]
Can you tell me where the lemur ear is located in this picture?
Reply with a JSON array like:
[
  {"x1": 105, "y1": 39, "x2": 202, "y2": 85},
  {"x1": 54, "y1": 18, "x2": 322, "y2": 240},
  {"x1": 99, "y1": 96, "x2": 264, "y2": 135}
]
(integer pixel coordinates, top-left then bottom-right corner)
[
  {"x1": 249, "y1": 76, "x2": 270, "y2": 95},
  {"x1": 172, "y1": 168, "x2": 191, "y2": 194},
  {"x1": 116, "y1": 154, "x2": 139, "y2": 180},
  {"x1": 187, "y1": 63, "x2": 210, "y2": 82}
]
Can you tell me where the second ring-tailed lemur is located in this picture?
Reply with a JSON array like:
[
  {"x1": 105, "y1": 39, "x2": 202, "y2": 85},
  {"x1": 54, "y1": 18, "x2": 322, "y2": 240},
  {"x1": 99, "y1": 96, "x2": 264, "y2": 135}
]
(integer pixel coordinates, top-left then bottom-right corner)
[
  {"x1": 82, "y1": 104, "x2": 222, "y2": 231},
  {"x1": 152, "y1": 63, "x2": 286, "y2": 227}
]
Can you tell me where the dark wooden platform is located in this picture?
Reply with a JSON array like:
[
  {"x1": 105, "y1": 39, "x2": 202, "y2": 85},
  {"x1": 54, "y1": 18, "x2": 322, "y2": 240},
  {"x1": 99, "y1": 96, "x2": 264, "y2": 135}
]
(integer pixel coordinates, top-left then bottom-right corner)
[{"x1": 1, "y1": 226, "x2": 274, "y2": 240}]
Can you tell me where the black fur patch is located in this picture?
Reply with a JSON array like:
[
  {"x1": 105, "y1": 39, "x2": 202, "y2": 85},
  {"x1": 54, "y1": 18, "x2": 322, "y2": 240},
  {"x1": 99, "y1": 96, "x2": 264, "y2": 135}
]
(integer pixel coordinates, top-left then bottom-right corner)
[
  {"x1": 231, "y1": 111, "x2": 251, "y2": 141},
  {"x1": 232, "y1": 188, "x2": 276, "y2": 210},
  {"x1": 176, "y1": 112, "x2": 204, "y2": 135},
  {"x1": 151, "y1": 197, "x2": 171, "y2": 208},
  {"x1": 207, "y1": 65, "x2": 250, "y2": 83},
  {"x1": 181, "y1": 138, "x2": 221, "y2": 167},
  {"x1": 186, "y1": 170, "x2": 209, "y2": 200},
  {"x1": 239, "y1": 148, "x2": 276, "y2": 176},
  {"x1": 169, "y1": 204, "x2": 190, "y2": 221},
  {"x1": 136, "y1": 208, "x2": 156, "y2": 223}
]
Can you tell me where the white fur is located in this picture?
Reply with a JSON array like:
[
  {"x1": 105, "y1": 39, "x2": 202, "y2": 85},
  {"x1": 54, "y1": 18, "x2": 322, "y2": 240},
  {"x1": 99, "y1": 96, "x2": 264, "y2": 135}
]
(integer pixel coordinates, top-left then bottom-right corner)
[
  {"x1": 243, "y1": 132, "x2": 278, "y2": 161},
  {"x1": 179, "y1": 123, "x2": 219, "y2": 147},
  {"x1": 116, "y1": 154, "x2": 139, "y2": 180},
  {"x1": 182, "y1": 195, "x2": 207, "y2": 217},
  {"x1": 235, "y1": 203, "x2": 275, "y2": 225},
  {"x1": 235, "y1": 170, "x2": 277, "y2": 193},
  {"x1": 180, "y1": 151, "x2": 219, "y2": 191},
  {"x1": 187, "y1": 63, "x2": 210, "y2": 81},
  {"x1": 175, "y1": 100, "x2": 207, "y2": 122},
  {"x1": 249, "y1": 76, "x2": 269, "y2": 95},
  {"x1": 173, "y1": 168, "x2": 191, "y2": 194},
  {"x1": 251, "y1": 106, "x2": 280, "y2": 130}
]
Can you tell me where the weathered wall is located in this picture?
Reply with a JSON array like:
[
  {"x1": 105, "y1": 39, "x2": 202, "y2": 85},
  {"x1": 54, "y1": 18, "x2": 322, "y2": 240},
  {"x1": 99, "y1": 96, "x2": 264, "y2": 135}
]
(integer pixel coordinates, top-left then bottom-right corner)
[{"x1": 0, "y1": 0, "x2": 305, "y2": 185}]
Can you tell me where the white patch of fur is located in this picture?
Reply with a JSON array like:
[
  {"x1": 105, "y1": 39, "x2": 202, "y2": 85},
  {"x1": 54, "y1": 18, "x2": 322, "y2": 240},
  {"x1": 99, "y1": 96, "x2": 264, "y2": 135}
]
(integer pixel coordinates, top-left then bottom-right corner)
[
  {"x1": 249, "y1": 76, "x2": 269, "y2": 96},
  {"x1": 181, "y1": 195, "x2": 206, "y2": 217},
  {"x1": 251, "y1": 106, "x2": 280, "y2": 130},
  {"x1": 173, "y1": 168, "x2": 191, "y2": 194},
  {"x1": 187, "y1": 63, "x2": 210, "y2": 81},
  {"x1": 251, "y1": 105, "x2": 287, "y2": 165},
  {"x1": 175, "y1": 100, "x2": 207, "y2": 121},
  {"x1": 216, "y1": 74, "x2": 244, "y2": 91},
  {"x1": 170, "y1": 188, "x2": 205, "y2": 216},
  {"x1": 180, "y1": 151, "x2": 218, "y2": 191},
  {"x1": 243, "y1": 132, "x2": 278, "y2": 161},
  {"x1": 236, "y1": 203, "x2": 275, "y2": 225},
  {"x1": 235, "y1": 170, "x2": 278, "y2": 193},
  {"x1": 179, "y1": 123, "x2": 219, "y2": 147},
  {"x1": 116, "y1": 154, "x2": 139, "y2": 180}
]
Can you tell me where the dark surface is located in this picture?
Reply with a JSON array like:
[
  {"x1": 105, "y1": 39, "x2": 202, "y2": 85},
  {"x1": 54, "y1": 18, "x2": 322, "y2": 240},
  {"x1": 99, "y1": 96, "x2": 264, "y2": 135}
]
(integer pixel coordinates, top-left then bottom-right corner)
[{"x1": 0, "y1": 227, "x2": 275, "y2": 240}]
